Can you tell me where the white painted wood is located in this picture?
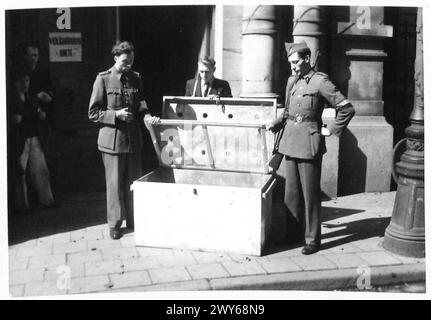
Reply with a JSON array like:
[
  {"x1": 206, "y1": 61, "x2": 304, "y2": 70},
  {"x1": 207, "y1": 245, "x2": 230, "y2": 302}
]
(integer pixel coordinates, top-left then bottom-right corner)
[{"x1": 132, "y1": 169, "x2": 275, "y2": 256}]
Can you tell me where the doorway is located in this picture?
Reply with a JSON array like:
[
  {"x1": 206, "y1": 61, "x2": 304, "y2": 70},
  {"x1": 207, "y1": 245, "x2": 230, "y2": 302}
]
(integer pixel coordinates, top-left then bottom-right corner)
[{"x1": 119, "y1": 5, "x2": 213, "y2": 115}]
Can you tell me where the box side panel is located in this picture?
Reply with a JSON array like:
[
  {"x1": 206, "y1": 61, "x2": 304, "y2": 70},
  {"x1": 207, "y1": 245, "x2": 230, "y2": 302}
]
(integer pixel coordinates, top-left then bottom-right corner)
[{"x1": 133, "y1": 181, "x2": 263, "y2": 255}]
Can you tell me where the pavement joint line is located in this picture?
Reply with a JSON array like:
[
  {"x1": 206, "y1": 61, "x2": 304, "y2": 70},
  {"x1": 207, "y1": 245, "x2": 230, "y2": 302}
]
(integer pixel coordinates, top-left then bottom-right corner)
[
  {"x1": 184, "y1": 264, "x2": 194, "y2": 281},
  {"x1": 146, "y1": 269, "x2": 155, "y2": 285},
  {"x1": 219, "y1": 262, "x2": 232, "y2": 277}
]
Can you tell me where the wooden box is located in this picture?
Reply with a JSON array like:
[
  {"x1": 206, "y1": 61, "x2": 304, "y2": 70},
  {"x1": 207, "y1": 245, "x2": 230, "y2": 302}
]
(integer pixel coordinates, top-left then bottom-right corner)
[{"x1": 131, "y1": 97, "x2": 277, "y2": 256}]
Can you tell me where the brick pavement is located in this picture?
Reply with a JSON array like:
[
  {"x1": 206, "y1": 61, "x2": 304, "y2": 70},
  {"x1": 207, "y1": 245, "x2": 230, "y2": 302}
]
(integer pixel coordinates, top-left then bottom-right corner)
[{"x1": 7, "y1": 191, "x2": 425, "y2": 297}]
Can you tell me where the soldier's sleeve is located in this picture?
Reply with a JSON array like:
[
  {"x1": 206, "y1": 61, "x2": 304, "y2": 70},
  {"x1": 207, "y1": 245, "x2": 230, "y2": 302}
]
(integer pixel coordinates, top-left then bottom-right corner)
[
  {"x1": 319, "y1": 75, "x2": 355, "y2": 137},
  {"x1": 88, "y1": 75, "x2": 116, "y2": 125},
  {"x1": 269, "y1": 113, "x2": 284, "y2": 133},
  {"x1": 269, "y1": 76, "x2": 296, "y2": 133},
  {"x1": 137, "y1": 76, "x2": 150, "y2": 116}
]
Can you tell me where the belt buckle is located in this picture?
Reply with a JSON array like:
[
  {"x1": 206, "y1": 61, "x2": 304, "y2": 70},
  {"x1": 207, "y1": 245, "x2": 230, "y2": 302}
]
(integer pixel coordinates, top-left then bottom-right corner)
[{"x1": 295, "y1": 113, "x2": 303, "y2": 124}]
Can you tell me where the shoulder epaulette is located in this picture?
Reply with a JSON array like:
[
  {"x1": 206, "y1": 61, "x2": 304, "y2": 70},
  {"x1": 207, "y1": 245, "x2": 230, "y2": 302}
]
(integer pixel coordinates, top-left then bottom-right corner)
[
  {"x1": 132, "y1": 71, "x2": 141, "y2": 77},
  {"x1": 98, "y1": 70, "x2": 111, "y2": 76},
  {"x1": 315, "y1": 71, "x2": 328, "y2": 77}
]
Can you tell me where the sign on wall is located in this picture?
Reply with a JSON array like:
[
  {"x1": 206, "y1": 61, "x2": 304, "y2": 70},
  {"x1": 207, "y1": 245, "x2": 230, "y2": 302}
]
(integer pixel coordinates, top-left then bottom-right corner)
[{"x1": 49, "y1": 32, "x2": 82, "y2": 62}]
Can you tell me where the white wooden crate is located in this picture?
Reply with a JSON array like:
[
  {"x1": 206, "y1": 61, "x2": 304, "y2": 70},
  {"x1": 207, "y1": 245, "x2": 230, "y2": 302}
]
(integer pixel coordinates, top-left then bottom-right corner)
[{"x1": 132, "y1": 97, "x2": 277, "y2": 256}]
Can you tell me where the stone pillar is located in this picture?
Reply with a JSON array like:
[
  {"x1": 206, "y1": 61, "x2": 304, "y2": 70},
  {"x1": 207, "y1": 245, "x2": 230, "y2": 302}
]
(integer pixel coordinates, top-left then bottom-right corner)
[
  {"x1": 213, "y1": 5, "x2": 243, "y2": 96},
  {"x1": 335, "y1": 6, "x2": 394, "y2": 195},
  {"x1": 241, "y1": 5, "x2": 278, "y2": 98},
  {"x1": 383, "y1": 8, "x2": 424, "y2": 258},
  {"x1": 292, "y1": 6, "x2": 326, "y2": 71}
]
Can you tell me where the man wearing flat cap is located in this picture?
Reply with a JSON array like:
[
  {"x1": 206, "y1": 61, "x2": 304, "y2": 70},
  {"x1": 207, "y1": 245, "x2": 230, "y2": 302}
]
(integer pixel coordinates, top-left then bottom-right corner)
[
  {"x1": 268, "y1": 41, "x2": 355, "y2": 255},
  {"x1": 185, "y1": 56, "x2": 232, "y2": 98}
]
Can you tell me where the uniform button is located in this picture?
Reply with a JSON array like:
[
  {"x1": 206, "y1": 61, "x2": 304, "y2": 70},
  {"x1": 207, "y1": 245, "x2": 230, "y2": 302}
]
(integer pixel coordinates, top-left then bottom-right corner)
[
  {"x1": 297, "y1": 103, "x2": 301, "y2": 107},
  {"x1": 299, "y1": 86, "x2": 303, "y2": 89},
  {"x1": 298, "y1": 95, "x2": 301, "y2": 98}
]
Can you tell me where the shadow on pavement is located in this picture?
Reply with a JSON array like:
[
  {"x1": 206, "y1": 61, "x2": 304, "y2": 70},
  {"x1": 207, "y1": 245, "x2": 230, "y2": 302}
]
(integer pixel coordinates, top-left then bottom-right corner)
[
  {"x1": 265, "y1": 202, "x2": 388, "y2": 255},
  {"x1": 8, "y1": 191, "x2": 107, "y2": 245},
  {"x1": 320, "y1": 216, "x2": 391, "y2": 251}
]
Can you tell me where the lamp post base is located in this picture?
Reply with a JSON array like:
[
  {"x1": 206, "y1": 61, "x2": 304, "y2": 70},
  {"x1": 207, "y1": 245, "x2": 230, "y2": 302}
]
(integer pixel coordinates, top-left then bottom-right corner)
[{"x1": 383, "y1": 231, "x2": 425, "y2": 258}]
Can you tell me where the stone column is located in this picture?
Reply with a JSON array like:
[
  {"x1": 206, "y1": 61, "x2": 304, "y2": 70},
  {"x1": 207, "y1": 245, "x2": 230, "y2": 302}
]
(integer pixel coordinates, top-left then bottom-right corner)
[
  {"x1": 335, "y1": 6, "x2": 394, "y2": 195},
  {"x1": 292, "y1": 6, "x2": 326, "y2": 71},
  {"x1": 241, "y1": 5, "x2": 278, "y2": 98}
]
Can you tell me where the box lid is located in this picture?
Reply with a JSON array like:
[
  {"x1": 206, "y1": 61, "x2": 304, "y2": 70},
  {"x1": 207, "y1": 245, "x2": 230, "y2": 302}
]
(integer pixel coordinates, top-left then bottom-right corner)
[{"x1": 145, "y1": 97, "x2": 277, "y2": 174}]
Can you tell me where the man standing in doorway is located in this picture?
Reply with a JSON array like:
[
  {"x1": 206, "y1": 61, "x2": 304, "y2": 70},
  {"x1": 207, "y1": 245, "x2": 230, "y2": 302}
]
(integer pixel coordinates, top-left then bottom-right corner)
[
  {"x1": 268, "y1": 42, "x2": 355, "y2": 255},
  {"x1": 88, "y1": 41, "x2": 158, "y2": 240},
  {"x1": 185, "y1": 56, "x2": 232, "y2": 98},
  {"x1": 23, "y1": 42, "x2": 55, "y2": 138},
  {"x1": 23, "y1": 42, "x2": 54, "y2": 117}
]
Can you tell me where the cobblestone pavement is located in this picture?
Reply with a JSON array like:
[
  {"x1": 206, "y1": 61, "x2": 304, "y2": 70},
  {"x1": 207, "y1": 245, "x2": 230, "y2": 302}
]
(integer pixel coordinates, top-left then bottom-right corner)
[{"x1": 7, "y1": 191, "x2": 425, "y2": 297}]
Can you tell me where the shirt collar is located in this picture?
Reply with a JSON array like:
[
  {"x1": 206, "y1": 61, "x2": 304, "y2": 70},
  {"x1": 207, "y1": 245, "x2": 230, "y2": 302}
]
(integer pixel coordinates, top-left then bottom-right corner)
[{"x1": 111, "y1": 66, "x2": 132, "y2": 82}]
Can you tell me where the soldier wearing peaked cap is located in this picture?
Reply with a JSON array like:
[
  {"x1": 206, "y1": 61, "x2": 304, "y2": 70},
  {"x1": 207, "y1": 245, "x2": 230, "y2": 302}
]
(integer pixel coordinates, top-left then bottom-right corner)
[
  {"x1": 88, "y1": 41, "x2": 159, "y2": 240},
  {"x1": 268, "y1": 41, "x2": 355, "y2": 255}
]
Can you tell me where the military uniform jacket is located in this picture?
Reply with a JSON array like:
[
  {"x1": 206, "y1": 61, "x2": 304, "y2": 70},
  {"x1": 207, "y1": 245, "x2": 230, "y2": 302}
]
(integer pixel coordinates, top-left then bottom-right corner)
[
  {"x1": 88, "y1": 66, "x2": 147, "y2": 154},
  {"x1": 271, "y1": 70, "x2": 355, "y2": 159},
  {"x1": 185, "y1": 77, "x2": 232, "y2": 97}
]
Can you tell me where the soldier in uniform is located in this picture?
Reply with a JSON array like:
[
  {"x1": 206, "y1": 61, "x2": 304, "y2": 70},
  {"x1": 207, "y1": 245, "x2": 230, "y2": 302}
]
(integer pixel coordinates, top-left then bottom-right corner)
[
  {"x1": 268, "y1": 42, "x2": 355, "y2": 255},
  {"x1": 185, "y1": 56, "x2": 232, "y2": 98},
  {"x1": 88, "y1": 41, "x2": 159, "y2": 240}
]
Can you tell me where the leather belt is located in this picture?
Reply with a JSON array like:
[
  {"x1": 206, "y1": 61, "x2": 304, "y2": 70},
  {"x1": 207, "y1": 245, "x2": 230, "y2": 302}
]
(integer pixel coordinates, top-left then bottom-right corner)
[{"x1": 287, "y1": 113, "x2": 318, "y2": 123}]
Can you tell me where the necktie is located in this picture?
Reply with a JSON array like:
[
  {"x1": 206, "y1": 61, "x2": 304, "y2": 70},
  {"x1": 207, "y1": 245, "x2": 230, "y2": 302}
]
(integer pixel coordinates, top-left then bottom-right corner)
[
  {"x1": 203, "y1": 83, "x2": 209, "y2": 97},
  {"x1": 120, "y1": 73, "x2": 131, "y2": 110}
]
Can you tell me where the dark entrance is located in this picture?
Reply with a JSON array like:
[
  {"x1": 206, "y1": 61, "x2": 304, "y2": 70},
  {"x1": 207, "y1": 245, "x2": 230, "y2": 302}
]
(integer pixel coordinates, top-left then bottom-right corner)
[{"x1": 119, "y1": 6, "x2": 211, "y2": 115}]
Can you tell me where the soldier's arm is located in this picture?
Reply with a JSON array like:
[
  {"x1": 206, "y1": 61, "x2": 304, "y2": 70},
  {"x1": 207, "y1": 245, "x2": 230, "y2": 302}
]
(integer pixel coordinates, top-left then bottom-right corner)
[
  {"x1": 88, "y1": 75, "x2": 116, "y2": 125},
  {"x1": 136, "y1": 76, "x2": 160, "y2": 123},
  {"x1": 319, "y1": 76, "x2": 355, "y2": 137},
  {"x1": 267, "y1": 113, "x2": 284, "y2": 133},
  {"x1": 136, "y1": 76, "x2": 151, "y2": 118},
  {"x1": 268, "y1": 76, "x2": 297, "y2": 133}
]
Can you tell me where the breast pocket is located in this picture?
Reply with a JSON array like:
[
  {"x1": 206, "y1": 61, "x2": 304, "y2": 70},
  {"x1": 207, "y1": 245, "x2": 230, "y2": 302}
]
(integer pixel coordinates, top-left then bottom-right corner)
[
  {"x1": 107, "y1": 88, "x2": 122, "y2": 108},
  {"x1": 302, "y1": 90, "x2": 319, "y2": 110}
]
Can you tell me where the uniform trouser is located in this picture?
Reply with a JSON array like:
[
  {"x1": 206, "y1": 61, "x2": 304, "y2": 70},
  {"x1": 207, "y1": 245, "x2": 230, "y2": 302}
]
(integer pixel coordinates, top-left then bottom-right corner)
[
  {"x1": 101, "y1": 152, "x2": 142, "y2": 229},
  {"x1": 284, "y1": 155, "x2": 322, "y2": 246},
  {"x1": 16, "y1": 136, "x2": 54, "y2": 210}
]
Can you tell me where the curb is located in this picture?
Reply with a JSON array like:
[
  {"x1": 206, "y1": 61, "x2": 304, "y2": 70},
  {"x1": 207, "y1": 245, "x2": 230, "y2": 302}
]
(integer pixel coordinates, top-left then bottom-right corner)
[
  {"x1": 105, "y1": 263, "x2": 425, "y2": 293},
  {"x1": 208, "y1": 263, "x2": 426, "y2": 291}
]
